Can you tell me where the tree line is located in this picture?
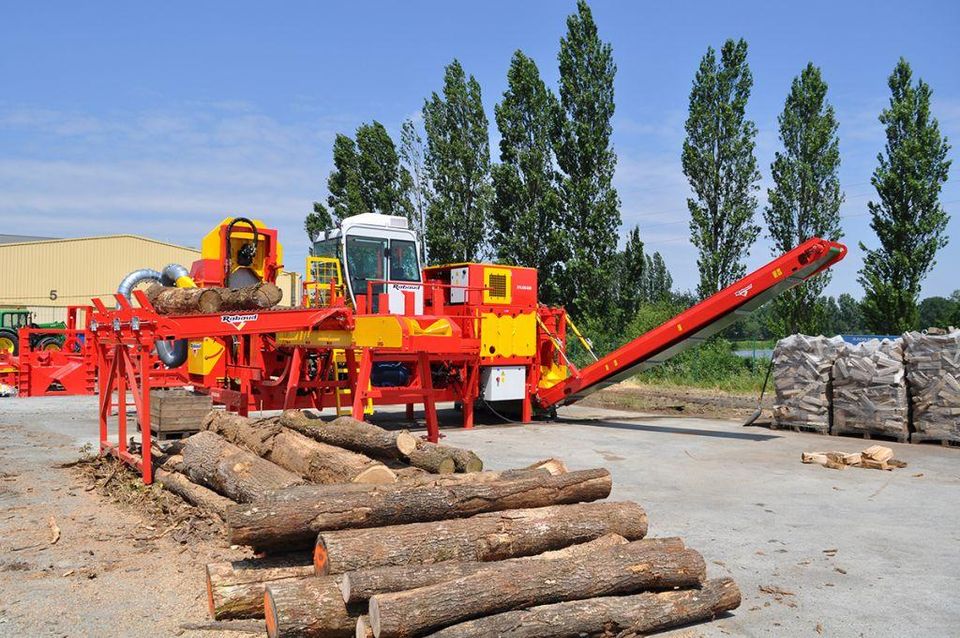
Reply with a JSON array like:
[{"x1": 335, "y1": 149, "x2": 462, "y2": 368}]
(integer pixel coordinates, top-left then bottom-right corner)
[{"x1": 306, "y1": 1, "x2": 952, "y2": 340}]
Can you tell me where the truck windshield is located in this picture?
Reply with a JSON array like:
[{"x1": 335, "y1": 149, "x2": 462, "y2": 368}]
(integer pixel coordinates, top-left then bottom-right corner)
[
  {"x1": 389, "y1": 239, "x2": 420, "y2": 282},
  {"x1": 345, "y1": 236, "x2": 387, "y2": 300}
]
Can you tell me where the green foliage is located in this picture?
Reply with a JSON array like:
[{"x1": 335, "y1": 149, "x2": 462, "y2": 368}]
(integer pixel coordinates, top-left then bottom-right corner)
[
  {"x1": 304, "y1": 201, "x2": 333, "y2": 244},
  {"x1": 423, "y1": 59, "x2": 492, "y2": 263},
  {"x1": 642, "y1": 252, "x2": 673, "y2": 304},
  {"x1": 399, "y1": 119, "x2": 431, "y2": 261},
  {"x1": 859, "y1": 58, "x2": 952, "y2": 333},
  {"x1": 765, "y1": 63, "x2": 844, "y2": 335},
  {"x1": 327, "y1": 134, "x2": 366, "y2": 219},
  {"x1": 555, "y1": 0, "x2": 620, "y2": 319},
  {"x1": 613, "y1": 226, "x2": 646, "y2": 321},
  {"x1": 491, "y1": 50, "x2": 566, "y2": 304},
  {"x1": 682, "y1": 38, "x2": 761, "y2": 299},
  {"x1": 918, "y1": 295, "x2": 958, "y2": 329}
]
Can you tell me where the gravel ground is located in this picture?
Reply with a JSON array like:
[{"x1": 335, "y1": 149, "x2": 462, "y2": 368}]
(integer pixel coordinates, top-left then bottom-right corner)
[{"x1": 2, "y1": 394, "x2": 959, "y2": 637}]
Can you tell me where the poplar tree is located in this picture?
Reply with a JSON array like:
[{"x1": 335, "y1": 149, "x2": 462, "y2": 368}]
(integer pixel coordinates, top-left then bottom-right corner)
[
  {"x1": 859, "y1": 58, "x2": 952, "y2": 333},
  {"x1": 682, "y1": 38, "x2": 761, "y2": 299},
  {"x1": 422, "y1": 60, "x2": 492, "y2": 262},
  {"x1": 326, "y1": 134, "x2": 366, "y2": 220},
  {"x1": 764, "y1": 63, "x2": 844, "y2": 334},
  {"x1": 399, "y1": 119, "x2": 431, "y2": 261},
  {"x1": 305, "y1": 202, "x2": 332, "y2": 243},
  {"x1": 354, "y1": 121, "x2": 413, "y2": 218},
  {"x1": 555, "y1": 0, "x2": 620, "y2": 319},
  {"x1": 616, "y1": 226, "x2": 646, "y2": 319},
  {"x1": 644, "y1": 252, "x2": 673, "y2": 303},
  {"x1": 491, "y1": 50, "x2": 566, "y2": 303}
]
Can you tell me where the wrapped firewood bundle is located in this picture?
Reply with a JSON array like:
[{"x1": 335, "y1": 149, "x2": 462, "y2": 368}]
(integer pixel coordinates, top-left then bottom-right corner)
[
  {"x1": 903, "y1": 328, "x2": 960, "y2": 444},
  {"x1": 831, "y1": 339, "x2": 908, "y2": 441},
  {"x1": 772, "y1": 334, "x2": 844, "y2": 433}
]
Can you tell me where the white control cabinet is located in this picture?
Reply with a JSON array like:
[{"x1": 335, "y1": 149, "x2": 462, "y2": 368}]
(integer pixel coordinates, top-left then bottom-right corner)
[{"x1": 480, "y1": 366, "x2": 527, "y2": 401}]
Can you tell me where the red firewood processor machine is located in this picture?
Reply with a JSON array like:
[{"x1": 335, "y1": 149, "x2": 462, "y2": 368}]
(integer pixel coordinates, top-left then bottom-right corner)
[{"x1": 88, "y1": 213, "x2": 846, "y2": 483}]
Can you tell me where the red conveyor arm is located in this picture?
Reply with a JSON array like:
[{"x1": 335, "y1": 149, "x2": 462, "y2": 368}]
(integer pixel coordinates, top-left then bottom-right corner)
[{"x1": 535, "y1": 237, "x2": 847, "y2": 409}]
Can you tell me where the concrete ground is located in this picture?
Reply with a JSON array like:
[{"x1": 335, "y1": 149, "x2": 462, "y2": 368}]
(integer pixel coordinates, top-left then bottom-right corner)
[{"x1": 1, "y1": 396, "x2": 959, "y2": 637}]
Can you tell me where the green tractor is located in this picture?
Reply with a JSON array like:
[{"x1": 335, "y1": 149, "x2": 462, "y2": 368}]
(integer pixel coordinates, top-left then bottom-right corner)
[{"x1": 0, "y1": 308, "x2": 65, "y2": 355}]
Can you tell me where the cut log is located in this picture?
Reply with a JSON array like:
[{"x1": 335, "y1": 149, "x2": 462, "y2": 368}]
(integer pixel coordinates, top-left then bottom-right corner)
[
  {"x1": 156, "y1": 468, "x2": 233, "y2": 520},
  {"x1": 181, "y1": 431, "x2": 303, "y2": 502},
  {"x1": 315, "y1": 501, "x2": 647, "y2": 575},
  {"x1": 280, "y1": 411, "x2": 418, "y2": 461},
  {"x1": 203, "y1": 411, "x2": 396, "y2": 485},
  {"x1": 525, "y1": 457, "x2": 567, "y2": 475},
  {"x1": 216, "y1": 282, "x2": 284, "y2": 311},
  {"x1": 206, "y1": 556, "x2": 316, "y2": 620},
  {"x1": 145, "y1": 283, "x2": 222, "y2": 315},
  {"x1": 341, "y1": 534, "x2": 678, "y2": 605},
  {"x1": 437, "y1": 445, "x2": 483, "y2": 473},
  {"x1": 368, "y1": 539, "x2": 706, "y2": 638},
  {"x1": 422, "y1": 577, "x2": 741, "y2": 638},
  {"x1": 265, "y1": 577, "x2": 357, "y2": 638},
  {"x1": 356, "y1": 616, "x2": 374, "y2": 638},
  {"x1": 228, "y1": 468, "x2": 612, "y2": 552},
  {"x1": 404, "y1": 441, "x2": 455, "y2": 474}
]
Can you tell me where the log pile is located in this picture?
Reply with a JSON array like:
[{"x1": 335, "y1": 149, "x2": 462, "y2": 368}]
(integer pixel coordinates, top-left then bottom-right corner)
[
  {"x1": 772, "y1": 334, "x2": 845, "y2": 433},
  {"x1": 903, "y1": 328, "x2": 960, "y2": 444},
  {"x1": 831, "y1": 339, "x2": 909, "y2": 441},
  {"x1": 143, "y1": 409, "x2": 738, "y2": 637}
]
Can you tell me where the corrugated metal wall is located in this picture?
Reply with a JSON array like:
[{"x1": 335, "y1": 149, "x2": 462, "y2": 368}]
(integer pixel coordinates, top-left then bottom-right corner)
[
  {"x1": 0, "y1": 235, "x2": 200, "y2": 322},
  {"x1": 1, "y1": 235, "x2": 305, "y2": 322}
]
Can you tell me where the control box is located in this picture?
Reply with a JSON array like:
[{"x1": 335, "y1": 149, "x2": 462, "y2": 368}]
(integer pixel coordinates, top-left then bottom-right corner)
[{"x1": 480, "y1": 365, "x2": 527, "y2": 401}]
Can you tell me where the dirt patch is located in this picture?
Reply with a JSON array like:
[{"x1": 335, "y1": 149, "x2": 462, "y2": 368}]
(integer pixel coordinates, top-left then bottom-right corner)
[{"x1": 579, "y1": 382, "x2": 773, "y2": 421}]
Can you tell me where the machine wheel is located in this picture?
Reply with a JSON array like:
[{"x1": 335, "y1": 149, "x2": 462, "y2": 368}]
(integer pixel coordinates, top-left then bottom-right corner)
[
  {"x1": 0, "y1": 328, "x2": 18, "y2": 355},
  {"x1": 36, "y1": 336, "x2": 62, "y2": 352}
]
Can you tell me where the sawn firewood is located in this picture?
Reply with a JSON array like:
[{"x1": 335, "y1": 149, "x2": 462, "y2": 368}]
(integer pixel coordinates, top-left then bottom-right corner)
[
  {"x1": 228, "y1": 468, "x2": 611, "y2": 552},
  {"x1": 368, "y1": 539, "x2": 706, "y2": 638},
  {"x1": 206, "y1": 556, "x2": 316, "y2": 620},
  {"x1": 202, "y1": 411, "x2": 396, "y2": 485},
  {"x1": 181, "y1": 431, "x2": 303, "y2": 502},
  {"x1": 265, "y1": 576, "x2": 356, "y2": 638},
  {"x1": 279, "y1": 411, "x2": 418, "y2": 461},
  {"x1": 437, "y1": 445, "x2": 483, "y2": 472},
  {"x1": 340, "y1": 534, "x2": 671, "y2": 605},
  {"x1": 314, "y1": 501, "x2": 647, "y2": 575},
  {"x1": 422, "y1": 577, "x2": 741, "y2": 638}
]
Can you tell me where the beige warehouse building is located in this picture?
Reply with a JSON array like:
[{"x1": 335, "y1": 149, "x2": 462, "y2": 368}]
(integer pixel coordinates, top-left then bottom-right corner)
[{"x1": 0, "y1": 234, "x2": 300, "y2": 323}]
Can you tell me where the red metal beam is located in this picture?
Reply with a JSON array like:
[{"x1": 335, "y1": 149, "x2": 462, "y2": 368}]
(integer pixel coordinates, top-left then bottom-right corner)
[{"x1": 535, "y1": 237, "x2": 847, "y2": 408}]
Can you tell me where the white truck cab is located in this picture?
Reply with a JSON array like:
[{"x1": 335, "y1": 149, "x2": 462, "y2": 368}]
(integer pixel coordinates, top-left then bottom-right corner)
[{"x1": 312, "y1": 213, "x2": 424, "y2": 314}]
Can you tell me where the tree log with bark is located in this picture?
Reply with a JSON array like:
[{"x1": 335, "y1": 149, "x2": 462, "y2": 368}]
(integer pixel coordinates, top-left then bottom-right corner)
[
  {"x1": 265, "y1": 577, "x2": 357, "y2": 638},
  {"x1": 206, "y1": 556, "x2": 316, "y2": 620},
  {"x1": 279, "y1": 411, "x2": 417, "y2": 461},
  {"x1": 228, "y1": 468, "x2": 611, "y2": 553},
  {"x1": 156, "y1": 467, "x2": 234, "y2": 520},
  {"x1": 437, "y1": 445, "x2": 483, "y2": 472},
  {"x1": 216, "y1": 281, "x2": 283, "y2": 310},
  {"x1": 145, "y1": 284, "x2": 222, "y2": 314},
  {"x1": 340, "y1": 534, "x2": 649, "y2": 605},
  {"x1": 203, "y1": 411, "x2": 396, "y2": 485},
  {"x1": 404, "y1": 441, "x2": 455, "y2": 474},
  {"x1": 181, "y1": 431, "x2": 303, "y2": 502},
  {"x1": 368, "y1": 539, "x2": 706, "y2": 638},
  {"x1": 315, "y1": 501, "x2": 647, "y2": 575},
  {"x1": 422, "y1": 577, "x2": 741, "y2": 638}
]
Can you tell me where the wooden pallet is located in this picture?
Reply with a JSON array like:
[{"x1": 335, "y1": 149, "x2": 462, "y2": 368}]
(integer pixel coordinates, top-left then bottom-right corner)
[
  {"x1": 148, "y1": 389, "x2": 212, "y2": 436},
  {"x1": 769, "y1": 422, "x2": 829, "y2": 435},
  {"x1": 909, "y1": 433, "x2": 960, "y2": 448},
  {"x1": 831, "y1": 429, "x2": 909, "y2": 445}
]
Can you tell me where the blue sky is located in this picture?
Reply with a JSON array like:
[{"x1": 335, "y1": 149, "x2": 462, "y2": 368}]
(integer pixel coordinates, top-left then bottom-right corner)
[{"x1": 2, "y1": 1, "x2": 958, "y2": 298}]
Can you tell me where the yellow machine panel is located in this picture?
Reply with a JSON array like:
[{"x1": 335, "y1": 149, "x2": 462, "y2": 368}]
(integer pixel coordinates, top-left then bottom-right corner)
[
  {"x1": 274, "y1": 330, "x2": 352, "y2": 348},
  {"x1": 482, "y1": 267, "x2": 512, "y2": 305},
  {"x1": 200, "y1": 217, "x2": 283, "y2": 284},
  {"x1": 188, "y1": 338, "x2": 225, "y2": 376},
  {"x1": 480, "y1": 311, "x2": 536, "y2": 359}
]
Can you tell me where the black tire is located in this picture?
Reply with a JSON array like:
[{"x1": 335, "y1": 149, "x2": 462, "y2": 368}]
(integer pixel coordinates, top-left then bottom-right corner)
[
  {"x1": 0, "y1": 328, "x2": 18, "y2": 355},
  {"x1": 36, "y1": 336, "x2": 62, "y2": 352}
]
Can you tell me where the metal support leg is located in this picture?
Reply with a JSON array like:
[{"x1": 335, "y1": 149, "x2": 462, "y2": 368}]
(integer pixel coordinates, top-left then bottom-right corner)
[
  {"x1": 352, "y1": 349, "x2": 372, "y2": 421},
  {"x1": 419, "y1": 353, "x2": 439, "y2": 443}
]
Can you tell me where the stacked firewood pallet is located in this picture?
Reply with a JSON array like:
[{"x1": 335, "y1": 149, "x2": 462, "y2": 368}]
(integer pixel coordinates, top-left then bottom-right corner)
[
  {"x1": 772, "y1": 334, "x2": 845, "y2": 433},
  {"x1": 832, "y1": 339, "x2": 909, "y2": 441},
  {"x1": 904, "y1": 328, "x2": 960, "y2": 445},
  {"x1": 153, "y1": 410, "x2": 740, "y2": 637}
]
